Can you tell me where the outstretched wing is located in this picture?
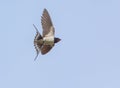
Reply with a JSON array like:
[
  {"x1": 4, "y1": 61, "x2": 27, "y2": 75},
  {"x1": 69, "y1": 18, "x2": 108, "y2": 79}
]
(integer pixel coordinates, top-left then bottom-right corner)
[
  {"x1": 41, "y1": 8, "x2": 55, "y2": 37},
  {"x1": 41, "y1": 45, "x2": 53, "y2": 55},
  {"x1": 33, "y1": 24, "x2": 42, "y2": 60}
]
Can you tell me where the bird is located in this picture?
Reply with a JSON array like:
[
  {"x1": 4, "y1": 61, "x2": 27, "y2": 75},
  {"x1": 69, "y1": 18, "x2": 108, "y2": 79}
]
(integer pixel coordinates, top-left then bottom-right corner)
[{"x1": 33, "y1": 8, "x2": 61, "y2": 60}]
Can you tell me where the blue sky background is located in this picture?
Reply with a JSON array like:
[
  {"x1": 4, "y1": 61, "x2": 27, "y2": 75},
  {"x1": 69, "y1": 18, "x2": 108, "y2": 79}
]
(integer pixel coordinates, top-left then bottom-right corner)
[{"x1": 0, "y1": 0, "x2": 120, "y2": 88}]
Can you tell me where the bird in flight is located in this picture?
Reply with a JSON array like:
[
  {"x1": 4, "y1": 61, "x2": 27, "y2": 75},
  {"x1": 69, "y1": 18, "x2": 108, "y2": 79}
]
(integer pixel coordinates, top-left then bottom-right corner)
[{"x1": 33, "y1": 8, "x2": 61, "y2": 60}]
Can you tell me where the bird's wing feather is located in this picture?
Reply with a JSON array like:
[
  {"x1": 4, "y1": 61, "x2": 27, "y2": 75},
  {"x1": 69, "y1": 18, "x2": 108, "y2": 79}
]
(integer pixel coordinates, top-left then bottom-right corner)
[
  {"x1": 41, "y1": 9, "x2": 55, "y2": 37},
  {"x1": 41, "y1": 45, "x2": 53, "y2": 55}
]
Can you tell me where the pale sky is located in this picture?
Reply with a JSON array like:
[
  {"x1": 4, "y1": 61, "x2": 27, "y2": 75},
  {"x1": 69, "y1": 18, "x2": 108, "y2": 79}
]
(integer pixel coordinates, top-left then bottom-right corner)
[{"x1": 0, "y1": 0, "x2": 120, "y2": 88}]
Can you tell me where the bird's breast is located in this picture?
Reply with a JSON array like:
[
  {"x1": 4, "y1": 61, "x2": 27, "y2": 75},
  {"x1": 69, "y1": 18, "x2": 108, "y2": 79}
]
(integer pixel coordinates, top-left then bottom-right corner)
[{"x1": 43, "y1": 36, "x2": 54, "y2": 46}]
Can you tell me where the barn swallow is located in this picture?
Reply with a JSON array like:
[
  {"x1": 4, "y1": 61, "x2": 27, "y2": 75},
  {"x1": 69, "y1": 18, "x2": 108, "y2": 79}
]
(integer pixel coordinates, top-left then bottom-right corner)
[{"x1": 33, "y1": 8, "x2": 61, "y2": 60}]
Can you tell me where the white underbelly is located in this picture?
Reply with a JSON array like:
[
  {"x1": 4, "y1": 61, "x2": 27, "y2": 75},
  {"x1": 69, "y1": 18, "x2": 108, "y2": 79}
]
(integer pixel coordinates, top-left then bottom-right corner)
[{"x1": 43, "y1": 36, "x2": 54, "y2": 45}]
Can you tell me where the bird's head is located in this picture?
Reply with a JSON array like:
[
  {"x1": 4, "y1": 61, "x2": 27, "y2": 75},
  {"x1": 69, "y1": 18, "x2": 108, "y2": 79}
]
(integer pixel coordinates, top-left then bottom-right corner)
[{"x1": 54, "y1": 37, "x2": 61, "y2": 43}]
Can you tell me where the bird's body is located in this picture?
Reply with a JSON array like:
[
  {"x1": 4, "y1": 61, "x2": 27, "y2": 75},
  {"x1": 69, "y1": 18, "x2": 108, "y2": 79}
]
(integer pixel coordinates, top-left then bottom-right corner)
[
  {"x1": 43, "y1": 27, "x2": 54, "y2": 45},
  {"x1": 33, "y1": 8, "x2": 61, "y2": 60},
  {"x1": 43, "y1": 36, "x2": 54, "y2": 46}
]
